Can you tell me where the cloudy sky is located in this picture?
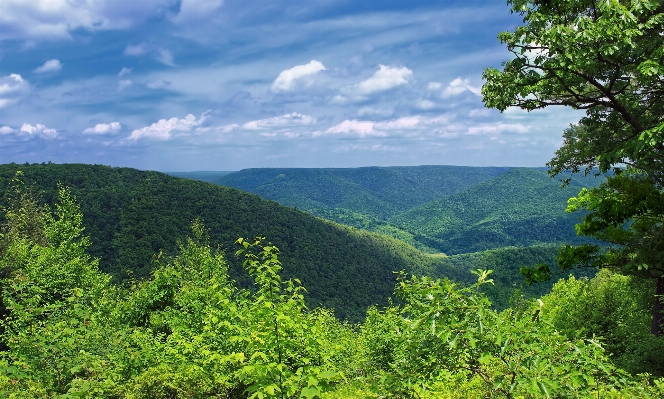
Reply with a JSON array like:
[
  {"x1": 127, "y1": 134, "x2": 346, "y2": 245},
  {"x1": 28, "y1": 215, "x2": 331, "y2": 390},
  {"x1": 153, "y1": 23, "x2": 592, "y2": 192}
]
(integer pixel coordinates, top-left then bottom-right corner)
[{"x1": 0, "y1": 0, "x2": 583, "y2": 171}]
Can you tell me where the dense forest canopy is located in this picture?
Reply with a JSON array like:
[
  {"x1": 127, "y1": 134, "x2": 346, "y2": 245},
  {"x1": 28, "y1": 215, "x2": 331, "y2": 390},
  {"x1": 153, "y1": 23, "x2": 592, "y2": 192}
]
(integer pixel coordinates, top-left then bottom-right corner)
[
  {"x1": 193, "y1": 166, "x2": 601, "y2": 255},
  {"x1": 0, "y1": 163, "x2": 443, "y2": 321},
  {"x1": 0, "y1": 163, "x2": 589, "y2": 318},
  {"x1": 0, "y1": 186, "x2": 661, "y2": 397}
]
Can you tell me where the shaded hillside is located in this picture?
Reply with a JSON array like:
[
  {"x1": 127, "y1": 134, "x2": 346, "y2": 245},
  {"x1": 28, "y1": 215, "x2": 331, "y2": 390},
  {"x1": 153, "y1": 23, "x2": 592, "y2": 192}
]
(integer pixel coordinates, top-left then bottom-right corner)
[
  {"x1": 165, "y1": 171, "x2": 235, "y2": 184},
  {"x1": 215, "y1": 166, "x2": 512, "y2": 220},
  {"x1": 0, "y1": 163, "x2": 459, "y2": 321},
  {"x1": 437, "y1": 245, "x2": 595, "y2": 309},
  {"x1": 390, "y1": 168, "x2": 598, "y2": 254}
]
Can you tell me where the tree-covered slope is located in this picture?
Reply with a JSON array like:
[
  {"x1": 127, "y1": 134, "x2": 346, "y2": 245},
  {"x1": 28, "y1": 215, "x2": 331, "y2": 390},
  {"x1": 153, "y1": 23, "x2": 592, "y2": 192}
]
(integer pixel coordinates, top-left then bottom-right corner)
[
  {"x1": 437, "y1": 244, "x2": 595, "y2": 309},
  {"x1": 0, "y1": 164, "x2": 600, "y2": 321},
  {"x1": 390, "y1": 168, "x2": 599, "y2": 254},
  {"x1": 165, "y1": 171, "x2": 235, "y2": 183},
  {"x1": 215, "y1": 166, "x2": 512, "y2": 220},
  {"x1": 0, "y1": 163, "x2": 457, "y2": 321}
]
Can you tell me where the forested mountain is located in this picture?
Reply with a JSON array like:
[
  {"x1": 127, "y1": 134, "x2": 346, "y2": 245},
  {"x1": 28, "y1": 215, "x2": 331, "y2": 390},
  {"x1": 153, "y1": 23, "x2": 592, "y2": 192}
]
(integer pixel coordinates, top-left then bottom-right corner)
[
  {"x1": 214, "y1": 166, "x2": 512, "y2": 220},
  {"x1": 0, "y1": 163, "x2": 450, "y2": 321},
  {"x1": 0, "y1": 163, "x2": 589, "y2": 320},
  {"x1": 198, "y1": 166, "x2": 600, "y2": 255},
  {"x1": 166, "y1": 171, "x2": 235, "y2": 184},
  {"x1": 390, "y1": 168, "x2": 599, "y2": 254}
]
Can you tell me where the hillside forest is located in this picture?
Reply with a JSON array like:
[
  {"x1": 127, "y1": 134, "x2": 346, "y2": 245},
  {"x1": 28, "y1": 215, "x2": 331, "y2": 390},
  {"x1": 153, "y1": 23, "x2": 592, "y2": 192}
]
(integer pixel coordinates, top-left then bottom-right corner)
[{"x1": 2, "y1": 0, "x2": 664, "y2": 397}]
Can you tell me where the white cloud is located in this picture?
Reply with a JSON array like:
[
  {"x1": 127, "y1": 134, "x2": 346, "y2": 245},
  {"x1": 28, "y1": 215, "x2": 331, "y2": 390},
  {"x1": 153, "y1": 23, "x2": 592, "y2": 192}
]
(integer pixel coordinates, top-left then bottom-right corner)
[
  {"x1": 0, "y1": 126, "x2": 17, "y2": 134},
  {"x1": 324, "y1": 120, "x2": 383, "y2": 137},
  {"x1": 0, "y1": 74, "x2": 29, "y2": 108},
  {"x1": 19, "y1": 123, "x2": 58, "y2": 138},
  {"x1": 442, "y1": 77, "x2": 481, "y2": 98},
  {"x1": 34, "y1": 59, "x2": 63, "y2": 73},
  {"x1": 216, "y1": 123, "x2": 240, "y2": 133},
  {"x1": 321, "y1": 115, "x2": 442, "y2": 138},
  {"x1": 0, "y1": 0, "x2": 172, "y2": 42},
  {"x1": 124, "y1": 43, "x2": 150, "y2": 56},
  {"x1": 416, "y1": 99, "x2": 436, "y2": 110},
  {"x1": 427, "y1": 82, "x2": 442, "y2": 90},
  {"x1": 128, "y1": 111, "x2": 210, "y2": 140},
  {"x1": 171, "y1": 0, "x2": 224, "y2": 23},
  {"x1": 357, "y1": 107, "x2": 393, "y2": 118},
  {"x1": 469, "y1": 108, "x2": 492, "y2": 117},
  {"x1": 467, "y1": 123, "x2": 530, "y2": 135},
  {"x1": 83, "y1": 122, "x2": 121, "y2": 134},
  {"x1": 242, "y1": 113, "x2": 316, "y2": 129},
  {"x1": 117, "y1": 79, "x2": 133, "y2": 91},
  {"x1": 271, "y1": 60, "x2": 326, "y2": 93},
  {"x1": 326, "y1": 120, "x2": 374, "y2": 135},
  {"x1": 329, "y1": 95, "x2": 348, "y2": 105},
  {"x1": 375, "y1": 116, "x2": 420, "y2": 130},
  {"x1": 118, "y1": 67, "x2": 132, "y2": 77},
  {"x1": 146, "y1": 79, "x2": 171, "y2": 89},
  {"x1": 354, "y1": 65, "x2": 413, "y2": 95},
  {"x1": 156, "y1": 49, "x2": 176, "y2": 66}
]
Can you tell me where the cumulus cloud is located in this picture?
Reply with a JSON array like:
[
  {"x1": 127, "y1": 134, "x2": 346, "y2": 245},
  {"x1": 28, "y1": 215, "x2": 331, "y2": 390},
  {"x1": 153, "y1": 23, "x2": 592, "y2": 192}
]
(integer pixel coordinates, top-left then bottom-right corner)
[
  {"x1": 375, "y1": 116, "x2": 420, "y2": 130},
  {"x1": 216, "y1": 123, "x2": 240, "y2": 133},
  {"x1": 442, "y1": 77, "x2": 481, "y2": 98},
  {"x1": 467, "y1": 123, "x2": 530, "y2": 135},
  {"x1": 0, "y1": 126, "x2": 17, "y2": 134},
  {"x1": 323, "y1": 120, "x2": 382, "y2": 137},
  {"x1": 34, "y1": 59, "x2": 63, "y2": 73},
  {"x1": 357, "y1": 107, "x2": 393, "y2": 118},
  {"x1": 242, "y1": 113, "x2": 315, "y2": 130},
  {"x1": 83, "y1": 122, "x2": 121, "y2": 134},
  {"x1": 469, "y1": 108, "x2": 492, "y2": 117},
  {"x1": 0, "y1": 0, "x2": 172, "y2": 42},
  {"x1": 19, "y1": 123, "x2": 58, "y2": 138},
  {"x1": 0, "y1": 74, "x2": 29, "y2": 108},
  {"x1": 427, "y1": 82, "x2": 442, "y2": 90},
  {"x1": 124, "y1": 42, "x2": 150, "y2": 56},
  {"x1": 128, "y1": 112, "x2": 209, "y2": 140},
  {"x1": 118, "y1": 67, "x2": 132, "y2": 77},
  {"x1": 171, "y1": 0, "x2": 224, "y2": 23},
  {"x1": 415, "y1": 100, "x2": 437, "y2": 110},
  {"x1": 354, "y1": 65, "x2": 412, "y2": 95},
  {"x1": 271, "y1": 60, "x2": 326, "y2": 93},
  {"x1": 117, "y1": 80, "x2": 133, "y2": 91},
  {"x1": 146, "y1": 79, "x2": 171, "y2": 89},
  {"x1": 321, "y1": 115, "x2": 455, "y2": 138}
]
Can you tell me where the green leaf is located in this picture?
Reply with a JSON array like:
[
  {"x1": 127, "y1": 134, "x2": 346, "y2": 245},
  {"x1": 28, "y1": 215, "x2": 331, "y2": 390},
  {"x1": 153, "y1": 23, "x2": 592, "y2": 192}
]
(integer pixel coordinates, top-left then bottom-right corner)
[{"x1": 300, "y1": 386, "x2": 320, "y2": 399}]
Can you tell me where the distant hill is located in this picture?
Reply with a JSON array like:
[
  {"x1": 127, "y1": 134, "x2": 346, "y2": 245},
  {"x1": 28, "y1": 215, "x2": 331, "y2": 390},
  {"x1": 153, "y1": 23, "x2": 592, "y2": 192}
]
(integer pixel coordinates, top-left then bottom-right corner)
[
  {"x1": 215, "y1": 166, "x2": 512, "y2": 220},
  {"x1": 389, "y1": 168, "x2": 597, "y2": 254},
  {"x1": 209, "y1": 166, "x2": 601, "y2": 254},
  {"x1": 438, "y1": 244, "x2": 595, "y2": 309},
  {"x1": 165, "y1": 171, "x2": 235, "y2": 184}
]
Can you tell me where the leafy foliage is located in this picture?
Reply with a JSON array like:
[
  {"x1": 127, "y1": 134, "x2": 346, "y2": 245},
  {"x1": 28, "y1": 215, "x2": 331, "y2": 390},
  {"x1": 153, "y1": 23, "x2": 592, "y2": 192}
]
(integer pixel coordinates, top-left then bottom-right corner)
[
  {"x1": 540, "y1": 270, "x2": 664, "y2": 376},
  {"x1": 483, "y1": 0, "x2": 664, "y2": 178},
  {"x1": 482, "y1": 0, "x2": 664, "y2": 335},
  {"x1": 358, "y1": 271, "x2": 659, "y2": 398},
  {"x1": 0, "y1": 187, "x2": 662, "y2": 397}
]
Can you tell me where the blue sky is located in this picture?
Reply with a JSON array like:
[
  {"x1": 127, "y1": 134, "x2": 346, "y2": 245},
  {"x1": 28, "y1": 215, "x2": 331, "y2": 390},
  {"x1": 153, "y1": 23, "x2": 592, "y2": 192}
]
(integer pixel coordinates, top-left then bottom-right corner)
[{"x1": 0, "y1": 0, "x2": 583, "y2": 171}]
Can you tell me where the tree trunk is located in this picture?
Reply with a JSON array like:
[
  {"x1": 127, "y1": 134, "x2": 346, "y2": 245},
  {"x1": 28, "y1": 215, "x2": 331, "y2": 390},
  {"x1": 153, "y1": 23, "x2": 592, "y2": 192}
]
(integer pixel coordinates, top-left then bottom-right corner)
[{"x1": 652, "y1": 276, "x2": 664, "y2": 336}]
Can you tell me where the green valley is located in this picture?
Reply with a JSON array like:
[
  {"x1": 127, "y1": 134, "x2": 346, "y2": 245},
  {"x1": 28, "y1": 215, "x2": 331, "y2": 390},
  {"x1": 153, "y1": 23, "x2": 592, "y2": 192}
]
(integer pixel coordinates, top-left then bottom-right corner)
[{"x1": 1, "y1": 163, "x2": 594, "y2": 320}]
